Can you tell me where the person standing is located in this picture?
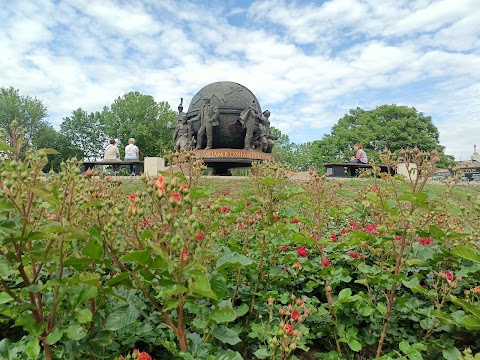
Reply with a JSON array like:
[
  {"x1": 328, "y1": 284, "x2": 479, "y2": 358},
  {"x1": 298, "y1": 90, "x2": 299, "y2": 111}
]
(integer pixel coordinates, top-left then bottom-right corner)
[
  {"x1": 124, "y1": 138, "x2": 139, "y2": 176},
  {"x1": 195, "y1": 98, "x2": 219, "y2": 150}
]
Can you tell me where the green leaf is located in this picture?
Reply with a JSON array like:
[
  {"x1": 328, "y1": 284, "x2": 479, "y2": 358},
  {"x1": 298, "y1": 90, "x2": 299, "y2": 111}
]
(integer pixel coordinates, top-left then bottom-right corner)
[
  {"x1": 253, "y1": 347, "x2": 270, "y2": 359},
  {"x1": 24, "y1": 283, "x2": 44, "y2": 293},
  {"x1": 0, "y1": 338, "x2": 18, "y2": 360},
  {"x1": 402, "y1": 277, "x2": 427, "y2": 294},
  {"x1": 450, "y1": 295, "x2": 480, "y2": 318},
  {"x1": 0, "y1": 293, "x2": 13, "y2": 304},
  {"x1": 105, "y1": 306, "x2": 139, "y2": 331},
  {"x1": 30, "y1": 186, "x2": 60, "y2": 206},
  {"x1": 235, "y1": 303, "x2": 249, "y2": 317},
  {"x1": 74, "y1": 307, "x2": 93, "y2": 324},
  {"x1": 460, "y1": 316, "x2": 480, "y2": 330},
  {"x1": 64, "y1": 324, "x2": 87, "y2": 340},
  {"x1": 120, "y1": 249, "x2": 151, "y2": 265},
  {"x1": 189, "y1": 274, "x2": 217, "y2": 300},
  {"x1": 431, "y1": 309, "x2": 453, "y2": 324},
  {"x1": 25, "y1": 338, "x2": 40, "y2": 359},
  {"x1": 450, "y1": 246, "x2": 480, "y2": 264},
  {"x1": 83, "y1": 240, "x2": 103, "y2": 260},
  {"x1": 157, "y1": 285, "x2": 188, "y2": 297},
  {"x1": 215, "y1": 349, "x2": 244, "y2": 360},
  {"x1": 38, "y1": 147, "x2": 60, "y2": 155},
  {"x1": 212, "y1": 326, "x2": 241, "y2": 345},
  {"x1": 211, "y1": 271, "x2": 227, "y2": 299},
  {"x1": 442, "y1": 347, "x2": 461, "y2": 360},
  {"x1": 348, "y1": 340, "x2": 362, "y2": 352},
  {"x1": 216, "y1": 252, "x2": 254, "y2": 270},
  {"x1": 338, "y1": 288, "x2": 352, "y2": 300},
  {"x1": 429, "y1": 225, "x2": 445, "y2": 239},
  {"x1": 399, "y1": 341, "x2": 411, "y2": 354},
  {"x1": 78, "y1": 273, "x2": 101, "y2": 286},
  {"x1": 0, "y1": 257, "x2": 13, "y2": 278},
  {"x1": 211, "y1": 307, "x2": 238, "y2": 323},
  {"x1": 46, "y1": 329, "x2": 63, "y2": 345}
]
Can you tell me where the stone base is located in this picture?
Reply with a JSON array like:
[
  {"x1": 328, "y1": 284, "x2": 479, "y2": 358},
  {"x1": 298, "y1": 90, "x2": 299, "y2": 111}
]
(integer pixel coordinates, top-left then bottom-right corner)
[
  {"x1": 193, "y1": 148, "x2": 274, "y2": 174},
  {"x1": 144, "y1": 157, "x2": 165, "y2": 176}
]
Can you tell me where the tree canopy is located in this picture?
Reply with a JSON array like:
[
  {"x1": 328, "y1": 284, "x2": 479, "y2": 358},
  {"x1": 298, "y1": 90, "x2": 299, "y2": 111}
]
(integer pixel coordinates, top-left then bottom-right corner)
[
  {"x1": 105, "y1": 92, "x2": 176, "y2": 158},
  {"x1": 313, "y1": 104, "x2": 454, "y2": 167},
  {"x1": 0, "y1": 86, "x2": 47, "y2": 148}
]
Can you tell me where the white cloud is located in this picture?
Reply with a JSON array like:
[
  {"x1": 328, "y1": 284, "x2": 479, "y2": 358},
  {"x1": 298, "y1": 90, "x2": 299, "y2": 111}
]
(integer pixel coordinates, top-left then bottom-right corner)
[{"x1": 0, "y1": 0, "x2": 479, "y2": 160}]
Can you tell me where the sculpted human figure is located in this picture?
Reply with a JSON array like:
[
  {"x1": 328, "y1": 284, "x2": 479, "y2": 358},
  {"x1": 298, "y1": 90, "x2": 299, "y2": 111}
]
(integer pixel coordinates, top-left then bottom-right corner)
[
  {"x1": 195, "y1": 98, "x2": 219, "y2": 150},
  {"x1": 471, "y1": 144, "x2": 479, "y2": 162},
  {"x1": 173, "y1": 114, "x2": 195, "y2": 151},
  {"x1": 177, "y1": 98, "x2": 186, "y2": 123},
  {"x1": 237, "y1": 100, "x2": 260, "y2": 150}
]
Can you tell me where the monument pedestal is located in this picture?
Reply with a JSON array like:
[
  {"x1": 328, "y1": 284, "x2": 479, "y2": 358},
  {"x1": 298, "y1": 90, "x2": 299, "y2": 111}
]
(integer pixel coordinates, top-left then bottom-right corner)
[{"x1": 193, "y1": 148, "x2": 274, "y2": 175}]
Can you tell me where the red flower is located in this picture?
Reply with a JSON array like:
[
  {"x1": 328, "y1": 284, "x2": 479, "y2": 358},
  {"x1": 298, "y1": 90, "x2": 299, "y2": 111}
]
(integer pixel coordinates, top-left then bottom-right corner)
[
  {"x1": 348, "y1": 251, "x2": 360, "y2": 259},
  {"x1": 341, "y1": 229, "x2": 348, "y2": 235},
  {"x1": 323, "y1": 259, "x2": 331, "y2": 267},
  {"x1": 330, "y1": 233, "x2": 338, "y2": 242},
  {"x1": 419, "y1": 237, "x2": 433, "y2": 245},
  {"x1": 182, "y1": 184, "x2": 188, "y2": 189},
  {"x1": 371, "y1": 187, "x2": 379, "y2": 192},
  {"x1": 138, "y1": 352, "x2": 152, "y2": 360},
  {"x1": 292, "y1": 218, "x2": 299, "y2": 224},
  {"x1": 291, "y1": 310, "x2": 299, "y2": 321},
  {"x1": 364, "y1": 224, "x2": 377, "y2": 232},
  {"x1": 395, "y1": 236, "x2": 402, "y2": 241},
  {"x1": 171, "y1": 193, "x2": 180, "y2": 201},
  {"x1": 140, "y1": 220, "x2": 147, "y2": 228},
  {"x1": 197, "y1": 232, "x2": 205, "y2": 241},
  {"x1": 246, "y1": 201, "x2": 251, "y2": 207},
  {"x1": 284, "y1": 323, "x2": 294, "y2": 335},
  {"x1": 446, "y1": 271, "x2": 454, "y2": 281},
  {"x1": 182, "y1": 249, "x2": 188, "y2": 261},
  {"x1": 349, "y1": 221, "x2": 358, "y2": 227},
  {"x1": 273, "y1": 215, "x2": 279, "y2": 222},
  {"x1": 279, "y1": 246, "x2": 287, "y2": 252},
  {"x1": 155, "y1": 175, "x2": 165, "y2": 189},
  {"x1": 297, "y1": 247, "x2": 308, "y2": 257},
  {"x1": 129, "y1": 193, "x2": 136, "y2": 200}
]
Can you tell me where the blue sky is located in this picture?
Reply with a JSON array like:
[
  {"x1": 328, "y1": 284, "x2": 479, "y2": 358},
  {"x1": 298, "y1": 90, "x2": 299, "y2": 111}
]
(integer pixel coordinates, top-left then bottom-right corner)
[{"x1": 1, "y1": 0, "x2": 479, "y2": 160}]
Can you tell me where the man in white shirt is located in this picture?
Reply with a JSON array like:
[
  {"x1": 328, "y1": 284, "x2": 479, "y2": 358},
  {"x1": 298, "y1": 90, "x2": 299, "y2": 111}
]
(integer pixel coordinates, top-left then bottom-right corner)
[{"x1": 124, "y1": 138, "x2": 139, "y2": 175}]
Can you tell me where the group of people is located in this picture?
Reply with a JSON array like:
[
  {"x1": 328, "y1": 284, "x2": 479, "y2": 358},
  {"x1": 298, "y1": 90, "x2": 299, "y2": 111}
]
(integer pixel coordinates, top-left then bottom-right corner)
[{"x1": 103, "y1": 138, "x2": 139, "y2": 175}]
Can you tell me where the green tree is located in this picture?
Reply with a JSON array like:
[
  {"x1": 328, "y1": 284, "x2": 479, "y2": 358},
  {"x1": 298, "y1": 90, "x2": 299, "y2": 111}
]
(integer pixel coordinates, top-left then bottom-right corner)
[
  {"x1": 60, "y1": 108, "x2": 107, "y2": 160},
  {"x1": 313, "y1": 105, "x2": 454, "y2": 168},
  {"x1": 0, "y1": 86, "x2": 47, "y2": 148},
  {"x1": 32, "y1": 124, "x2": 83, "y2": 172},
  {"x1": 105, "y1": 92, "x2": 176, "y2": 157}
]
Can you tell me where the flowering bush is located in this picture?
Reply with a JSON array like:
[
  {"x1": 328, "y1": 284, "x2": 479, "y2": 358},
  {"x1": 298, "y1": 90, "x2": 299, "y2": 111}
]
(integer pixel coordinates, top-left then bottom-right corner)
[{"x1": 0, "y1": 140, "x2": 479, "y2": 360}]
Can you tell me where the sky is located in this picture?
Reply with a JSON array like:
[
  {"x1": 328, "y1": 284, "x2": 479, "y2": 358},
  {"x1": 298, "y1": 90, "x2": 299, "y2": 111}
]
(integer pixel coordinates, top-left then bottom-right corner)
[{"x1": 1, "y1": 0, "x2": 479, "y2": 160}]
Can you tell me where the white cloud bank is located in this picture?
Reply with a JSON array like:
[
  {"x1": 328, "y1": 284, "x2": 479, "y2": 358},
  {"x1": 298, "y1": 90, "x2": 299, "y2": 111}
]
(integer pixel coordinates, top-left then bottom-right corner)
[{"x1": 0, "y1": 0, "x2": 479, "y2": 160}]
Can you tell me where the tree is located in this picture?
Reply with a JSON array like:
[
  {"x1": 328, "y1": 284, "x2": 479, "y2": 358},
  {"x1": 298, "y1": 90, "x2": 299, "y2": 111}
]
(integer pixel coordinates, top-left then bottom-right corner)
[
  {"x1": 0, "y1": 86, "x2": 47, "y2": 148},
  {"x1": 60, "y1": 108, "x2": 108, "y2": 160},
  {"x1": 32, "y1": 124, "x2": 83, "y2": 172},
  {"x1": 313, "y1": 105, "x2": 454, "y2": 168},
  {"x1": 105, "y1": 92, "x2": 176, "y2": 158}
]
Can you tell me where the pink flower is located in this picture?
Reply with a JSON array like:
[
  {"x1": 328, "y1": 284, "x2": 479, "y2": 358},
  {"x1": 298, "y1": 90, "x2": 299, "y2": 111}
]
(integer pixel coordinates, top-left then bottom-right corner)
[
  {"x1": 330, "y1": 233, "x2": 338, "y2": 242},
  {"x1": 129, "y1": 193, "x2": 136, "y2": 200},
  {"x1": 293, "y1": 262, "x2": 302, "y2": 269},
  {"x1": 297, "y1": 247, "x2": 308, "y2": 257},
  {"x1": 246, "y1": 201, "x2": 252, "y2": 207},
  {"x1": 197, "y1": 232, "x2": 205, "y2": 241},
  {"x1": 279, "y1": 246, "x2": 287, "y2": 252},
  {"x1": 371, "y1": 187, "x2": 379, "y2": 192},
  {"x1": 419, "y1": 237, "x2": 433, "y2": 245},
  {"x1": 349, "y1": 221, "x2": 358, "y2": 227},
  {"x1": 395, "y1": 236, "x2": 402, "y2": 242},
  {"x1": 364, "y1": 224, "x2": 377, "y2": 232},
  {"x1": 138, "y1": 352, "x2": 152, "y2": 360},
  {"x1": 273, "y1": 215, "x2": 279, "y2": 222},
  {"x1": 171, "y1": 193, "x2": 180, "y2": 201},
  {"x1": 322, "y1": 259, "x2": 331, "y2": 267},
  {"x1": 446, "y1": 271, "x2": 454, "y2": 281},
  {"x1": 341, "y1": 229, "x2": 348, "y2": 235},
  {"x1": 155, "y1": 175, "x2": 165, "y2": 189},
  {"x1": 292, "y1": 218, "x2": 299, "y2": 224},
  {"x1": 291, "y1": 310, "x2": 299, "y2": 320}
]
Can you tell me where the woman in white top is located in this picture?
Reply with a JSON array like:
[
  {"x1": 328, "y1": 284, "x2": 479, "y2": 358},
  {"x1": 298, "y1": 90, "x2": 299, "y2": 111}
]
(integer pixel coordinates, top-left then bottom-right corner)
[{"x1": 124, "y1": 138, "x2": 139, "y2": 175}]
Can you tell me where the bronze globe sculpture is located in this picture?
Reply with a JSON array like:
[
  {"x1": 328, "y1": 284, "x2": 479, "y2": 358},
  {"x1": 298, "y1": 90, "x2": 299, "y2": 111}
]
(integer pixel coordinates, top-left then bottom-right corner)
[{"x1": 174, "y1": 81, "x2": 275, "y2": 174}]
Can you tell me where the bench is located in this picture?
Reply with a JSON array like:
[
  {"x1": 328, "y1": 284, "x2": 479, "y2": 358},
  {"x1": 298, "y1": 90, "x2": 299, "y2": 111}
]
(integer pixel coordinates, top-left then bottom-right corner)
[
  {"x1": 323, "y1": 163, "x2": 394, "y2": 178},
  {"x1": 81, "y1": 160, "x2": 144, "y2": 175}
]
